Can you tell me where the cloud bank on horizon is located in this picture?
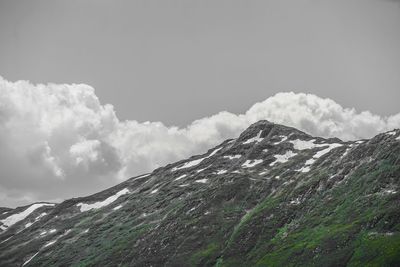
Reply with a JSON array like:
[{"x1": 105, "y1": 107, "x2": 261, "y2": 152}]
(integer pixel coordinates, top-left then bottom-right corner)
[{"x1": 1, "y1": 76, "x2": 399, "y2": 207}]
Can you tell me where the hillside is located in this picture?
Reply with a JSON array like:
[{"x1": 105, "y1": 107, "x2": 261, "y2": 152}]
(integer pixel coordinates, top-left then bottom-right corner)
[{"x1": 1, "y1": 120, "x2": 399, "y2": 266}]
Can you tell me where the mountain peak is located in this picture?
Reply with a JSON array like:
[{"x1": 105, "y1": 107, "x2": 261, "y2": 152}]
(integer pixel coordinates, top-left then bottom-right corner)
[{"x1": 237, "y1": 120, "x2": 311, "y2": 144}]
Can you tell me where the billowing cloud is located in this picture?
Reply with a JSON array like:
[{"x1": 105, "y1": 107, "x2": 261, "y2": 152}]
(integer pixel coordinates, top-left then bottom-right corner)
[{"x1": 0, "y1": 76, "x2": 399, "y2": 207}]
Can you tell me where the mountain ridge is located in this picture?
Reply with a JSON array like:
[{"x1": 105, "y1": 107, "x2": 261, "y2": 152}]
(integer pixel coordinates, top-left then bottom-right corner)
[
  {"x1": 1, "y1": 120, "x2": 400, "y2": 266},
  {"x1": 0, "y1": 120, "x2": 370, "y2": 210}
]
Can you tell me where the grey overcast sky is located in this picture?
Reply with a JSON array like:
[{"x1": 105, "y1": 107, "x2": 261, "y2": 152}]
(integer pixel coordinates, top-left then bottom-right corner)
[
  {"x1": 1, "y1": 0, "x2": 400, "y2": 208},
  {"x1": 0, "y1": 0, "x2": 400, "y2": 126}
]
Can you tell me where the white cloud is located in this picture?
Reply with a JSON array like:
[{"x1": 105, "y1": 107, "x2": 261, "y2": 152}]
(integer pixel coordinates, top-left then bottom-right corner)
[
  {"x1": 243, "y1": 92, "x2": 399, "y2": 140},
  {"x1": 0, "y1": 76, "x2": 399, "y2": 207},
  {"x1": 70, "y1": 140, "x2": 101, "y2": 165}
]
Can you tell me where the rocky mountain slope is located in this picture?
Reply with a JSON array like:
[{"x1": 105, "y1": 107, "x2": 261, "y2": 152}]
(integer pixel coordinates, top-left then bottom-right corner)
[{"x1": 1, "y1": 120, "x2": 399, "y2": 266}]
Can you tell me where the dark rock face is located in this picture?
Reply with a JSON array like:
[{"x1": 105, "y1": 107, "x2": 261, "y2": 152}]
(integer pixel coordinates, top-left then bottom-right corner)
[{"x1": 1, "y1": 120, "x2": 400, "y2": 266}]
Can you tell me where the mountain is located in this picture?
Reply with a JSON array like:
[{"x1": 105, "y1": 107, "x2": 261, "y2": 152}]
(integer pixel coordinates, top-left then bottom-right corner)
[{"x1": 1, "y1": 120, "x2": 399, "y2": 267}]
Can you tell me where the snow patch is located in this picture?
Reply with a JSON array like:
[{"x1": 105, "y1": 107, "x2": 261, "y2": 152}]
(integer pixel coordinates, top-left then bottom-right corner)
[
  {"x1": 297, "y1": 166, "x2": 311, "y2": 173},
  {"x1": 131, "y1": 173, "x2": 151, "y2": 181},
  {"x1": 289, "y1": 139, "x2": 316, "y2": 150},
  {"x1": 384, "y1": 189, "x2": 396, "y2": 194},
  {"x1": 195, "y1": 179, "x2": 208, "y2": 184},
  {"x1": 38, "y1": 228, "x2": 58, "y2": 237},
  {"x1": 113, "y1": 205, "x2": 123, "y2": 211},
  {"x1": 22, "y1": 252, "x2": 40, "y2": 266},
  {"x1": 25, "y1": 212, "x2": 47, "y2": 229},
  {"x1": 172, "y1": 147, "x2": 222, "y2": 171},
  {"x1": 313, "y1": 143, "x2": 343, "y2": 159},
  {"x1": 270, "y1": 151, "x2": 297, "y2": 166},
  {"x1": 223, "y1": 155, "x2": 242, "y2": 160},
  {"x1": 43, "y1": 240, "x2": 57, "y2": 248},
  {"x1": 242, "y1": 159, "x2": 263, "y2": 168},
  {"x1": 290, "y1": 198, "x2": 301, "y2": 205},
  {"x1": 208, "y1": 147, "x2": 223, "y2": 157},
  {"x1": 0, "y1": 235, "x2": 14, "y2": 244},
  {"x1": 273, "y1": 135, "x2": 288, "y2": 144},
  {"x1": 188, "y1": 207, "x2": 196, "y2": 213},
  {"x1": 174, "y1": 174, "x2": 187, "y2": 181},
  {"x1": 150, "y1": 189, "x2": 159, "y2": 194},
  {"x1": 39, "y1": 230, "x2": 47, "y2": 236},
  {"x1": 243, "y1": 131, "x2": 263, "y2": 144},
  {"x1": 216, "y1": 170, "x2": 227, "y2": 175},
  {"x1": 368, "y1": 231, "x2": 394, "y2": 237},
  {"x1": 296, "y1": 143, "x2": 343, "y2": 173},
  {"x1": 0, "y1": 203, "x2": 54, "y2": 230},
  {"x1": 139, "y1": 213, "x2": 148, "y2": 218},
  {"x1": 172, "y1": 158, "x2": 203, "y2": 171},
  {"x1": 378, "y1": 188, "x2": 397, "y2": 195},
  {"x1": 196, "y1": 166, "x2": 210, "y2": 173},
  {"x1": 77, "y1": 188, "x2": 130, "y2": 212},
  {"x1": 341, "y1": 147, "x2": 351, "y2": 159},
  {"x1": 41, "y1": 229, "x2": 71, "y2": 251},
  {"x1": 0, "y1": 236, "x2": 13, "y2": 244}
]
